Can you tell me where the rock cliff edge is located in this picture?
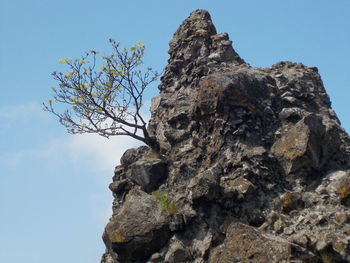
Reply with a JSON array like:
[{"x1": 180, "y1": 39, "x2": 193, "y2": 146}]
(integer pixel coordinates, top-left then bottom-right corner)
[{"x1": 101, "y1": 10, "x2": 350, "y2": 263}]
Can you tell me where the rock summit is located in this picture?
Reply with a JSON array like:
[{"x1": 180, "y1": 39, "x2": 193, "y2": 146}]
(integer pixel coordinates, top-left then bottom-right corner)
[{"x1": 102, "y1": 10, "x2": 350, "y2": 263}]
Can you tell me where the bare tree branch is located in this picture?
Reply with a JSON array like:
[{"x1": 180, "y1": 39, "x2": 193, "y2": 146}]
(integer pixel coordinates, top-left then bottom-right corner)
[{"x1": 43, "y1": 40, "x2": 160, "y2": 148}]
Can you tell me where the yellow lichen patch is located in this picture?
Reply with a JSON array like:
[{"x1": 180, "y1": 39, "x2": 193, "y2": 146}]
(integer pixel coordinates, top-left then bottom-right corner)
[
  {"x1": 199, "y1": 79, "x2": 221, "y2": 94},
  {"x1": 333, "y1": 241, "x2": 347, "y2": 254},
  {"x1": 273, "y1": 137, "x2": 303, "y2": 160},
  {"x1": 113, "y1": 226, "x2": 126, "y2": 243},
  {"x1": 273, "y1": 218, "x2": 284, "y2": 232},
  {"x1": 335, "y1": 177, "x2": 350, "y2": 200},
  {"x1": 279, "y1": 192, "x2": 298, "y2": 212},
  {"x1": 200, "y1": 78, "x2": 220, "y2": 89},
  {"x1": 337, "y1": 185, "x2": 350, "y2": 200},
  {"x1": 272, "y1": 123, "x2": 309, "y2": 161},
  {"x1": 142, "y1": 149, "x2": 160, "y2": 160}
]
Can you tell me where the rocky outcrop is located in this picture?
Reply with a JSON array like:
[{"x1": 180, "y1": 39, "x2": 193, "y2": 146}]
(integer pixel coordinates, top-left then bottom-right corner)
[
  {"x1": 209, "y1": 223, "x2": 293, "y2": 263},
  {"x1": 101, "y1": 10, "x2": 350, "y2": 263},
  {"x1": 103, "y1": 188, "x2": 171, "y2": 262}
]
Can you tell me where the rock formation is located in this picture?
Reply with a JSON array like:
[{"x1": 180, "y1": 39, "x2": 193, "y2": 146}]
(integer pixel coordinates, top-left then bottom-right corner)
[{"x1": 101, "y1": 10, "x2": 350, "y2": 263}]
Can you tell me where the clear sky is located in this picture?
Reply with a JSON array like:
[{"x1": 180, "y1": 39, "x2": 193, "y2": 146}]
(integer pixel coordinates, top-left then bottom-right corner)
[{"x1": 0, "y1": 1, "x2": 349, "y2": 262}]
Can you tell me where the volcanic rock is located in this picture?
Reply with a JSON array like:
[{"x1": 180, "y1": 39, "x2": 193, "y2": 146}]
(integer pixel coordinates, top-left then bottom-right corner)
[{"x1": 101, "y1": 9, "x2": 350, "y2": 263}]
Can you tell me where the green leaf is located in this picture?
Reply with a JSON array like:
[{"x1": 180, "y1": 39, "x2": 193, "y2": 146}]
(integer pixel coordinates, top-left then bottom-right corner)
[
  {"x1": 58, "y1": 58, "x2": 72, "y2": 64},
  {"x1": 76, "y1": 59, "x2": 88, "y2": 64}
]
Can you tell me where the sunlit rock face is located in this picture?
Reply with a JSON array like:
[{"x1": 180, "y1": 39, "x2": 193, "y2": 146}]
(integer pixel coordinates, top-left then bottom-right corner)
[{"x1": 101, "y1": 9, "x2": 350, "y2": 263}]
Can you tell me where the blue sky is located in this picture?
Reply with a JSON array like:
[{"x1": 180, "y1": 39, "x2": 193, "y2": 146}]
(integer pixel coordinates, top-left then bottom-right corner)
[{"x1": 0, "y1": 1, "x2": 349, "y2": 262}]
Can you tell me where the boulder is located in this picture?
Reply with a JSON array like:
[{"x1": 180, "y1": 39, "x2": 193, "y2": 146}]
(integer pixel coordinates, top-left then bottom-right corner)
[
  {"x1": 129, "y1": 158, "x2": 167, "y2": 193},
  {"x1": 271, "y1": 114, "x2": 325, "y2": 174},
  {"x1": 103, "y1": 189, "x2": 171, "y2": 262}
]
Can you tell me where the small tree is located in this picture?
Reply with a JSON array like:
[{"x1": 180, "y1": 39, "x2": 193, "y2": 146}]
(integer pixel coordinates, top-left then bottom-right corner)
[{"x1": 44, "y1": 39, "x2": 160, "y2": 148}]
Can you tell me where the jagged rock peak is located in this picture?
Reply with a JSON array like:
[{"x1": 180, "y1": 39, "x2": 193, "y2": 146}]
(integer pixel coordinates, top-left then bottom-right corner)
[
  {"x1": 102, "y1": 10, "x2": 350, "y2": 263},
  {"x1": 162, "y1": 10, "x2": 245, "y2": 91},
  {"x1": 169, "y1": 9, "x2": 217, "y2": 49}
]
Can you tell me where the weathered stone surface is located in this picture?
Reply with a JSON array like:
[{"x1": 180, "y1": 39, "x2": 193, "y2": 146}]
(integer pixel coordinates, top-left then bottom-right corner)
[
  {"x1": 197, "y1": 70, "x2": 273, "y2": 115},
  {"x1": 102, "y1": 9, "x2": 350, "y2": 263},
  {"x1": 101, "y1": 251, "x2": 115, "y2": 263},
  {"x1": 103, "y1": 189, "x2": 171, "y2": 262},
  {"x1": 188, "y1": 164, "x2": 221, "y2": 201},
  {"x1": 120, "y1": 146, "x2": 149, "y2": 167},
  {"x1": 271, "y1": 114, "x2": 325, "y2": 174},
  {"x1": 109, "y1": 179, "x2": 130, "y2": 195},
  {"x1": 164, "y1": 238, "x2": 188, "y2": 263},
  {"x1": 223, "y1": 176, "x2": 256, "y2": 201},
  {"x1": 328, "y1": 170, "x2": 350, "y2": 206},
  {"x1": 277, "y1": 191, "x2": 302, "y2": 213},
  {"x1": 129, "y1": 159, "x2": 167, "y2": 193},
  {"x1": 209, "y1": 223, "x2": 292, "y2": 263}
]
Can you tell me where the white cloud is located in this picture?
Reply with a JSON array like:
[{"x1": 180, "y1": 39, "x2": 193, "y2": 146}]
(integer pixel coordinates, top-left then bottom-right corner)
[
  {"x1": 0, "y1": 100, "x2": 151, "y2": 223},
  {"x1": 0, "y1": 98, "x2": 158, "y2": 232},
  {"x1": 0, "y1": 132, "x2": 144, "y2": 223},
  {"x1": 0, "y1": 102, "x2": 48, "y2": 136},
  {"x1": 66, "y1": 133, "x2": 142, "y2": 173},
  {"x1": 1, "y1": 132, "x2": 143, "y2": 174},
  {"x1": 0, "y1": 100, "x2": 149, "y2": 174},
  {"x1": 65, "y1": 134, "x2": 144, "y2": 222},
  {"x1": 0, "y1": 151, "x2": 25, "y2": 167}
]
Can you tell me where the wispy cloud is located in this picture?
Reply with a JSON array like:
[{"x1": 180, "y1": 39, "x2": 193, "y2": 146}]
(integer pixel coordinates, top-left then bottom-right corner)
[
  {"x1": 1, "y1": 133, "x2": 142, "y2": 173},
  {"x1": 0, "y1": 151, "x2": 25, "y2": 167},
  {"x1": 0, "y1": 100, "x2": 150, "y2": 223},
  {"x1": 0, "y1": 124, "x2": 143, "y2": 223},
  {"x1": 0, "y1": 101, "x2": 148, "y2": 173},
  {"x1": 0, "y1": 102, "x2": 48, "y2": 135},
  {"x1": 66, "y1": 133, "x2": 142, "y2": 173}
]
